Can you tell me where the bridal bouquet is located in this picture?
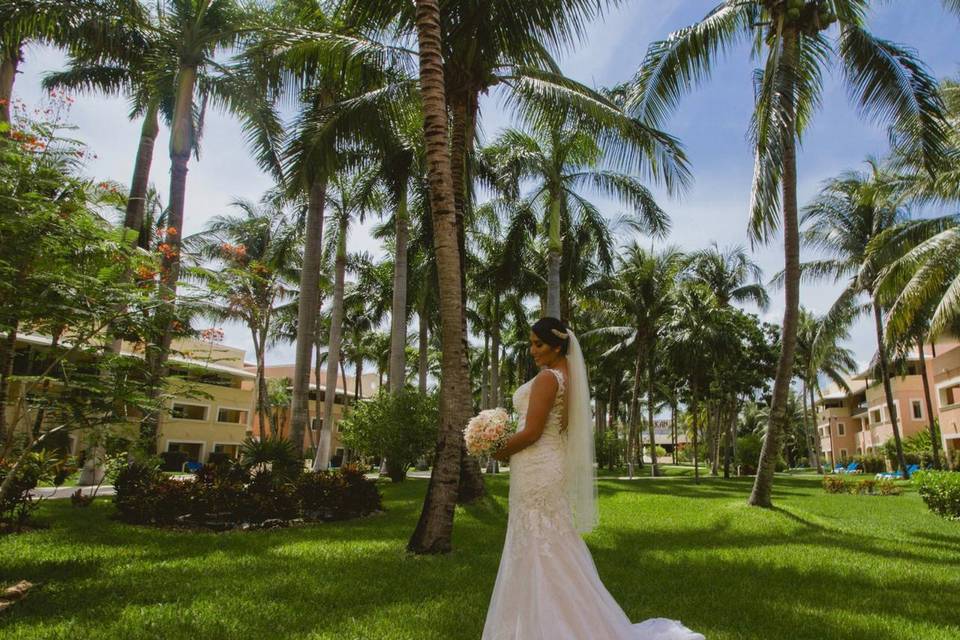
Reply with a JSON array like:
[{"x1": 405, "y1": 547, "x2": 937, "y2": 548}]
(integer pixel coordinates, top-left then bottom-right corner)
[{"x1": 464, "y1": 408, "x2": 515, "y2": 456}]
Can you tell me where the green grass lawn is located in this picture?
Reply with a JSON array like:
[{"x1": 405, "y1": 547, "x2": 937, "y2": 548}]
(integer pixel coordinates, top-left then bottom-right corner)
[{"x1": 2, "y1": 471, "x2": 958, "y2": 639}]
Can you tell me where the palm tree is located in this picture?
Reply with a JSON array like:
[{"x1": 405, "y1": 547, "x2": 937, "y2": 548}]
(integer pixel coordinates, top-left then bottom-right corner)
[
  {"x1": 665, "y1": 282, "x2": 726, "y2": 483},
  {"x1": 486, "y1": 122, "x2": 670, "y2": 319},
  {"x1": 793, "y1": 308, "x2": 856, "y2": 472},
  {"x1": 592, "y1": 245, "x2": 685, "y2": 478},
  {"x1": 313, "y1": 169, "x2": 383, "y2": 470},
  {"x1": 403, "y1": 0, "x2": 478, "y2": 555},
  {"x1": 183, "y1": 192, "x2": 300, "y2": 436},
  {"x1": 1, "y1": 0, "x2": 141, "y2": 123},
  {"x1": 42, "y1": 10, "x2": 170, "y2": 247},
  {"x1": 627, "y1": 0, "x2": 949, "y2": 506},
  {"x1": 246, "y1": 0, "x2": 407, "y2": 457},
  {"x1": 799, "y1": 163, "x2": 952, "y2": 478},
  {"x1": 686, "y1": 243, "x2": 769, "y2": 310}
]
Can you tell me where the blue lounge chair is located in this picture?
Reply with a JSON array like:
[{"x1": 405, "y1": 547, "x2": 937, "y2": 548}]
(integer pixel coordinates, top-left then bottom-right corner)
[
  {"x1": 841, "y1": 462, "x2": 860, "y2": 474},
  {"x1": 184, "y1": 460, "x2": 203, "y2": 473},
  {"x1": 833, "y1": 464, "x2": 845, "y2": 474}
]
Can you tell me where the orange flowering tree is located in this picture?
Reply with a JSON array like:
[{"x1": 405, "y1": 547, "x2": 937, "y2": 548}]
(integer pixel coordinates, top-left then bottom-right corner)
[
  {"x1": 0, "y1": 97, "x2": 176, "y2": 507},
  {"x1": 184, "y1": 194, "x2": 300, "y2": 435}
]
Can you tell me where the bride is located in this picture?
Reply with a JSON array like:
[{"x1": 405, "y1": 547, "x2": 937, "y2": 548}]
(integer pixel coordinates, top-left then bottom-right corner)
[{"x1": 483, "y1": 317, "x2": 704, "y2": 640}]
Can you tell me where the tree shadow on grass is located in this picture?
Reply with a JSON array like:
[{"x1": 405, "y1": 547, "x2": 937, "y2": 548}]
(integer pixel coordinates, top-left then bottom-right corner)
[{"x1": 593, "y1": 515, "x2": 960, "y2": 640}]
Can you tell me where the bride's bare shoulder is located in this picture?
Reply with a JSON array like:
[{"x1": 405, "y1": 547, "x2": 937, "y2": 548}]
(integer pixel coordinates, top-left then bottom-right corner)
[{"x1": 529, "y1": 369, "x2": 559, "y2": 398}]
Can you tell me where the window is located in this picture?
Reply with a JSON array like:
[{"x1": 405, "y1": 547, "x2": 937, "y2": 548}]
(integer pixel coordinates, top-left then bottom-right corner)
[
  {"x1": 213, "y1": 443, "x2": 239, "y2": 459},
  {"x1": 911, "y1": 400, "x2": 923, "y2": 420},
  {"x1": 311, "y1": 417, "x2": 321, "y2": 431},
  {"x1": 216, "y1": 407, "x2": 248, "y2": 424},
  {"x1": 840, "y1": 449, "x2": 848, "y2": 460},
  {"x1": 837, "y1": 423, "x2": 845, "y2": 436},
  {"x1": 167, "y1": 441, "x2": 202, "y2": 460},
  {"x1": 171, "y1": 403, "x2": 206, "y2": 421},
  {"x1": 870, "y1": 409, "x2": 882, "y2": 424}
]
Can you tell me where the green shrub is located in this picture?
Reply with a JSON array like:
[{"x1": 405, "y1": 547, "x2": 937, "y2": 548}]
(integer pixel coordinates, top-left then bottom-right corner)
[
  {"x1": 822, "y1": 475, "x2": 902, "y2": 497},
  {"x1": 854, "y1": 454, "x2": 886, "y2": 474},
  {"x1": 0, "y1": 451, "x2": 60, "y2": 529},
  {"x1": 878, "y1": 479, "x2": 903, "y2": 496},
  {"x1": 113, "y1": 460, "x2": 381, "y2": 529},
  {"x1": 113, "y1": 461, "x2": 161, "y2": 523},
  {"x1": 240, "y1": 436, "x2": 302, "y2": 479},
  {"x1": 913, "y1": 471, "x2": 960, "y2": 519},
  {"x1": 735, "y1": 434, "x2": 763, "y2": 474},
  {"x1": 822, "y1": 476, "x2": 848, "y2": 494},
  {"x1": 850, "y1": 478, "x2": 877, "y2": 495},
  {"x1": 339, "y1": 389, "x2": 438, "y2": 482}
]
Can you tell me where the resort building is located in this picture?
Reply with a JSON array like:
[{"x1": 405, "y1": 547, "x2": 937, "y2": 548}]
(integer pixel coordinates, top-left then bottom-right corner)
[
  {"x1": 931, "y1": 341, "x2": 960, "y2": 465},
  {"x1": 153, "y1": 338, "x2": 256, "y2": 462},
  {"x1": 817, "y1": 340, "x2": 959, "y2": 469},
  {"x1": 250, "y1": 364, "x2": 380, "y2": 465},
  {"x1": 815, "y1": 376, "x2": 867, "y2": 466},
  {"x1": 5, "y1": 334, "x2": 256, "y2": 463}
]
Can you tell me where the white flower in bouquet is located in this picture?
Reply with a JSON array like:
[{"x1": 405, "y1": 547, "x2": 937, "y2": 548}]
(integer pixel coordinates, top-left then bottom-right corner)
[{"x1": 464, "y1": 407, "x2": 515, "y2": 457}]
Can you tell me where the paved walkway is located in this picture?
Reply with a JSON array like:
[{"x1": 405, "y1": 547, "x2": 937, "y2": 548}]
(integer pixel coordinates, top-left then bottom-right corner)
[{"x1": 31, "y1": 485, "x2": 116, "y2": 500}]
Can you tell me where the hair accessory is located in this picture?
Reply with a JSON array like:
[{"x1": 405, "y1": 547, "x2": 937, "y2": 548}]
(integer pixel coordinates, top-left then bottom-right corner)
[{"x1": 550, "y1": 328, "x2": 569, "y2": 340}]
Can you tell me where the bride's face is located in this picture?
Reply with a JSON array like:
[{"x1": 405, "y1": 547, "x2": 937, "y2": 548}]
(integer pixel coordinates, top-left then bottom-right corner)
[{"x1": 529, "y1": 331, "x2": 561, "y2": 367}]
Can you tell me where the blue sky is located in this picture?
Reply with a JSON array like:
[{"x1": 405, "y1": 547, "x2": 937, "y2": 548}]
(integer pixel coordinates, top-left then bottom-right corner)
[{"x1": 14, "y1": 1, "x2": 960, "y2": 371}]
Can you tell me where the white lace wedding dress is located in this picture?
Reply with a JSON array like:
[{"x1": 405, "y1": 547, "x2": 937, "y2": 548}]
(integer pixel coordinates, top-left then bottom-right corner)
[{"x1": 482, "y1": 368, "x2": 704, "y2": 640}]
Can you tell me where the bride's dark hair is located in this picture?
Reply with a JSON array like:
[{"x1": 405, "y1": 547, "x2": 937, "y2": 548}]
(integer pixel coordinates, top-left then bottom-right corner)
[{"x1": 531, "y1": 316, "x2": 569, "y2": 356}]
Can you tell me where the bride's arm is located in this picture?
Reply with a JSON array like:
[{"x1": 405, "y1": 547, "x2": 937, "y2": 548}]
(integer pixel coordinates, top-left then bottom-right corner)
[{"x1": 492, "y1": 371, "x2": 558, "y2": 461}]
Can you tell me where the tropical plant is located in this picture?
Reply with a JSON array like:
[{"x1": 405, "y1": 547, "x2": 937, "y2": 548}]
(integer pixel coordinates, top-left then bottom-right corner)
[
  {"x1": 799, "y1": 162, "x2": 952, "y2": 478},
  {"x1": 591, "y1": 244, "x2": 685, "y2": 477},
  {"x1": 792, "y1": 308, "x2": 856, "y2": 473},
  {"x1": 312, "y1": 169, "x2": 384, "y2": 470},
  {"x1": 184, "y1": 192, "x2": 301, "y2": 434},
  {"x1": 338, "y1": 389, "x2": 439, "y2": 482},
  {"x1": 41, "y1": 6, "x2": 171, "y2": 248},
  {"x1": 0, "y1": 106, "x2": 169, "y2": 505},
  {"x1": 626, "y1": 0, "x2": 949, "y2": 506},
  {"x1": 485, "y1": 122, "x2": 669, "y2": 320}
]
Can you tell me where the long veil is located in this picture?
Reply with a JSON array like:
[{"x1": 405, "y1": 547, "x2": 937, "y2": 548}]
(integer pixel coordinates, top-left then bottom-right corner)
[{"x1": 564, "y1": 329, "x2": 599, "y2": 534}]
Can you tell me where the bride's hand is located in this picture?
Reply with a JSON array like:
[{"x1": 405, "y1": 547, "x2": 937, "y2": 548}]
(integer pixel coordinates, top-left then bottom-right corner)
[{"x1": 491, "y1": 448, "x2": 508, "y2": 462}]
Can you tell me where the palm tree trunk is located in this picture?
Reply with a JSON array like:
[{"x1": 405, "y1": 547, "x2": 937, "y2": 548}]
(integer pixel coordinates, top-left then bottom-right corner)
[
  {"x1": 546, "y1": 198, "x2": 562, "y2": 319},
  {"x1": 692, "y1": 397, "x2": 700, "y2": 483},
  {"x1": 872, "y1": 302, "x2": 909, "y2": 478},
  {"x1": 389, "y1": 183, "x2": 410, "y2": 393},
  {"x1": 409, "y1": 0, "x2": 480, "y2": 554},
  {"x1": 0, "y1": 326, "x2": 19, "y2": 447},
  {"x1": 142, "y1": 65, "x2": 198, "y2": 456},
  {"x1": 807, "y1": 382, "x2": 825, "y2": 473},
  {"x1": 355, "y1": 358, "x2": 362, "y2": 399},
  {"x1": 917, "y1": 336, "x2": 942, "y2": 470},
  {"x1": 0, "y1": 43, "x2": 21, "y2": 126},
  {"x1": 291, "y1": 177, "x2": 326, "y2": 455},
  {"x1": 340, "y1": 354, "x2": 349, "y2": 410},
  {"x1": 449, "y1": 92, "x2": 485, "y2": 503},
  {"x1": 253, "y1": 326, "x2": 270, "y2": 439},
  {"x1": 125, "y1": 103, "x2": 159, "y2": 248},
  {"x1": 801, "y1": 380, "x2": 816, "y2": 469},
  {"x1": 491, "y1": 295, "x2": 501, "y2": 407},
  {"x1": 627, "y1": 348, "x2": 642, "y2": 478},
  {"x1": 418, "y1": 305, "x2": 429, "y2": 393},
  {"x1": 309, "y1": 331, "x2": 323, "y2": 451},
  {"x1": 314, "y1": 224, "x2": 347, "y2": 471},
  {"x1": 671, "y1": 402, "x2": 678, "y2": 465},
  {"x1": 749, "y1": 31, "x2": 801, "y2": 508},
  {"x1": 646, "y1": 343, "x2": 659, "y2": 477}
]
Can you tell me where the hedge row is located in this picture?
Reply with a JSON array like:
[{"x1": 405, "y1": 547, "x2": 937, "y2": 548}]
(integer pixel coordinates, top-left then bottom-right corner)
[{"x1": 113, "y1": 462, "x2": 382, "y2": 529}]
